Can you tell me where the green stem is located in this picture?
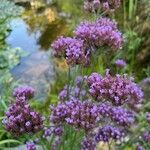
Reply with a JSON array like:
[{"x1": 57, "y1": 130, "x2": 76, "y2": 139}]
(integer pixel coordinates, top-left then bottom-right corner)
[{"x1": 67, "y1": 67, "x2": 71, "y2": 99}]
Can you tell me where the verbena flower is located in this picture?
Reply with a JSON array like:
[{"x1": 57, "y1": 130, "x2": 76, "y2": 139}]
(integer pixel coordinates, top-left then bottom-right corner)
[
  {"x1": 87, "y1": 70, "x2": 143, "y2": 105},
  {"x1": 51, "y1": 36, "x2": 72, "y2": 57},
  {"x1": 147, "y1": 113, "x2": 150, "y2": 124},
  {"x1": 43, "y1": 126, "x2": 63, "y2": 138},
  {"x1": 95, "y1": 125, "x2": 124, "y2": 142},
  {"x1": 115, "y1": 59, "x2": 126, "y2": 68},
  {"x1": 84, "y1": 0, "x2": 121, "y2": 13},
  {"x1": 13, "y1": 86, "x2": 34, "y2": 99},
  {"x1": 3, "y1": 97, "x2": 43, "y2": 136},
  {"x1": 143, "y1": 77, "x2": 150, "y2": 86},
  {"x1": 43, "y1": 127, "x2": 52, "y2": 138},
  {"x1": 136, "y1": 145, "x2": 144, "y2": 150},
  {"x1": 84, "y1": 0, "x2": 100, "y2": 12},
  {"x1": 26, "y1": 141, "x2": 36, "y2": 150},
  {"x1": 110, "y1": 107, "x2": 134, "y2": 126},
  {"x1": 81, "y1": 136, "x2": 96, "y2": 150},
  {"x1": 98, "y1": 103, "x2": 135, "y2": 126},
  {"x1": 87, "y1": 72, "x2": 102, "y2": 85},
  {"x1": 50, "y1": 98, "x2": 100, "y2": 131},
  {"x1": 52, "y1": 126, "x2": 64, "y2": 136},
  {"x1": 142, "y1": 131, "x2": 150, "y2": 142},
  {"x1": 75, "y1": 18, "x2": 123, "y2": 50},
  {"x1": 51, "y1": 37, "x2": 86, "y2": 66},
  {"x1": 96, "y1": 17, "x2": 118, "y2": 30}
]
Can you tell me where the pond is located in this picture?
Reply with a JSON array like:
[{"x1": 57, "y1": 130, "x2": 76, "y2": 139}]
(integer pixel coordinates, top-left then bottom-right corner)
[{"x1": 6, "y1": 1, "x2": 82, "y2": 100}]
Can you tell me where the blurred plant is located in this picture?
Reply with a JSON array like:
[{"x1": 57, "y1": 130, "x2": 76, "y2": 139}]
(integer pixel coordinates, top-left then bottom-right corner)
[
  {"x1": 0, "y1": 0, "x2": 23, "y2": 48},
  {"x1": 0, "y1": 1, "x2": 24, "y2": 147}
]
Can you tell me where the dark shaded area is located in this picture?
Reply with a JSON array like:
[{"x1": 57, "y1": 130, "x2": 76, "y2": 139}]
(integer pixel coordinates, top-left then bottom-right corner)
[{"x1": 38, "y1": 19, "x2": 67, "y2": 50}]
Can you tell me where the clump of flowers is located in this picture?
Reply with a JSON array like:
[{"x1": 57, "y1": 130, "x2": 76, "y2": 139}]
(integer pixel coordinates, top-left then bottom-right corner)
[
  {"x1": 84, "y1": 0, "x2": 121, "y2": 13},
  {"x1": 87, "y1": 70, "x2": 143, "y2": 105},
  {"x1": 147, "y1": 113, "x2": 150, "y2": 124},
  {"x1": 81, "y1": 136, "x2": 96, "y2": 150},
  {"x1": 95, "y1": 125, "x2": 124, "y2": 142},
  {"x1": 115, "y1": 59, "x2": 126, "y2": 68},
  {"x1": 142, "y1": 131, "x2": 150, "y2": 142},
  {"x1": 51, "y1": 37, "x2": 87, "y2": 66},
  {"x1": 13, "y1": 85, "x2": 34, "y2": 99},
  {"x1": 26, "y1": 141, "x2": 36, "y2": 150},
  {"x1": 136, "y1": 145, "x2": 144, "y2": 150},
  {"x1": 50, "y1": 98, "x2": 100, "y2": 131},
  {"x1": 3, "y1": 0, "x2": 148, "y2": 149},
  {"x1": 99, "y1": 103, "x2": 135, "y2": 126},
  {"x1": 44, "y1": 126, "x2": 63, "y2": 138},
  {"x1": 75, "y1": 18, "x2": 123, "y2": 50},
  {"x1": 143, "y1": 77, "x2": 150, "y2": 86},
  {"x1": 3, "y1": 93, "x2": 43, "y2": 136},
  {"x1": 51, "y1": 17, "x2": 123, "y2": 67},
  {"x1": 49, "y1": 67, "x2": 143, "y2": 149}
]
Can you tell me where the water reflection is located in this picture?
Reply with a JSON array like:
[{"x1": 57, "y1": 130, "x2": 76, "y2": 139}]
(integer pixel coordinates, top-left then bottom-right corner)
[
  {"x1": 7, "y1": 6, "x2": 68, "y2": 51},
  {"x1": 6, "y1": 0, "x2": 83, "y2": 100},
  {"x1": 7, "y1": 18, "x2": 40, "y2": 52},
  {"x1": 38, "y1": 20, "x2": 67, "y2": 49}
]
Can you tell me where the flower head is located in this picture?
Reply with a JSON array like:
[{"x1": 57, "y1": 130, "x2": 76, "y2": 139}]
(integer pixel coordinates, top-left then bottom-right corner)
[
  {"x1": 142, "y1": 131, "x2": 150, "y2": 142},
  {"x1": 13, "y1": 86, "x2": 34, "y2": 99},
  {"x1": 88, "y1": 71, "x2": 143, "y2": 105},
  {"x1": 98, "y1": 103, "x2": 135, "y2": 126},
  {"x1": 3, "y1": 97, "x2": 43, "y2": 136},
  {"x1": 95, "y1": 125, "x2": 124, "y2": 142},
  {"x1": 26, "y1": 141, "x2": 36, "y2": 150},
  {"x1": 143, "y1": 77, "x2": 150, "y2": 86},
  {"x1": 115, "y1": 59, "x2": 126, "y2": 68},
  {"x1": 75, "y1": 18, "x2": 123, "y2": 50},
  {"x1": 81, "y1": 136, "x2": 96, "y2": 150},
  {"x1": 51, "y1": 37, "x2": 86, "y2": 66},
  {"x1": 136, "y1": 145, "x2": 144, "y2": 150},
  {"x1": 50, "y1": 98, "x2": 100, "y2": 131},
  {"x1": 84, "y1": 0, "x2": 121, "y2": 13},
  {"x1": 147, "y1": 113, "x2": 150, "y2": 124}
]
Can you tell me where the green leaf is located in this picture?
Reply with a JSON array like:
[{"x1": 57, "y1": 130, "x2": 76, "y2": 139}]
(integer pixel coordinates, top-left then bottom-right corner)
[
  {"x1": 0, "y1": 116, "x2": 6, "y2": 120},
  {"x1": 0, "y1": 139, "x2": 21, "y2": 145}
]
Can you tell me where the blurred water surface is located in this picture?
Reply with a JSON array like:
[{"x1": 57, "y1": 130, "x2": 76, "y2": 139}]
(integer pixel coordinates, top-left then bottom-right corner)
[{"x1": 6, "y1": 0, "x2": 82, "y2": 100}]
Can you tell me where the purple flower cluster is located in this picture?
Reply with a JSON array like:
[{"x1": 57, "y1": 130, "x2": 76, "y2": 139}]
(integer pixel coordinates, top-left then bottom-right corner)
[
  {"x1": 143, "y1": 77, "x2": 150, "y2": 86},
  {"x1": 50, "y1": 98, "x2": 99, "y2": 131},
  {"x1": 44, "y1": 126, "x2": 63, "y2": 138},
  {"x1": 13, "y1": 86, "x2": 34, "y2": 99},
  {"x1": 110, "y1": 107, "x2": 134, "y2": 126},
  {"x1": 81, "y1": 136, "x2": 96, "y2": 150},
  {"x1": 51, "y1": 37, "x2": 86, "y2": 66},
  {"x1": 142, "y1": 131, "x2": 150, "y2": 142},
  {"x1": 52, "y1": 17, "x2": 123, "y2": 67},
  {"x1": 87, "y1": 71, "x2": 143, "y2": 105},
  {"x1": 3, "y1": 97, "x2": 43, "y2": 136},
  {"x1": 136, "y1": 145, "x2": 144, "y2": 150},
  {"x1": 84, "y1": 0, "x2": 121, "y2": 13},
  {"x1": 115, "y1": 59, "x2": 126, "y2": 68},
  {"x1": 26, "y1": 141, "x2": 36, "y2": 150},
  {"x1": 75, "y1": 18, "x2": 123, "y2": 50},
  {"x1": 99, "y1": 103, "x2": 135, "y2": 126},
  {"x1": 146, "y1": 113, "x2": 150, "y2": 124},
  {"x1": 95, "y1": 125, "x2": 124, "y2": 142}
]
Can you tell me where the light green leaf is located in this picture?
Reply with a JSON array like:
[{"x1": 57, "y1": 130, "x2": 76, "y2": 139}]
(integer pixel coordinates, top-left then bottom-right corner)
[{"x1": 0, "y1": 139, "x2": 21, "y2": 145}]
